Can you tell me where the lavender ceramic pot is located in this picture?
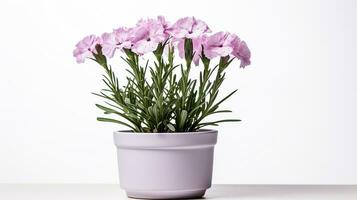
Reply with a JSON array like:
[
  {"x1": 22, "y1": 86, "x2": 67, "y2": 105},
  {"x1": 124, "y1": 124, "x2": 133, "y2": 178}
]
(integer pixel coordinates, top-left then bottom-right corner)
[{"x1": 113, "y1": 129, "x2": 218, "y2": 199}]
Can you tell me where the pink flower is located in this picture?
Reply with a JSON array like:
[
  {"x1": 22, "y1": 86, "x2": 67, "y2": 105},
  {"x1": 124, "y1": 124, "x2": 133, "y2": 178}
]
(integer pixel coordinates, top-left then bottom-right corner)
[
  {"x1": 203, "y1": 32, "x2": 251, "y2": 67},
  {"x1": 157, "y1": 15, "x2": 170, "y2": 36},
  {"x1": 101, "y1": 27, "x2": 132, "y2": 58},
  {"x1": 130, "y1": 16, "x2": 168, "y2": 55},
  {"x1": 203, "y1": 32, "x2": 235, "y2": 59},
  {"x1": 169, "y1": 17, "x2": 211, "y2": 39},
  {"x1": 177, "y1": 36, "x2": 206, "y2": 66},
  {"x1": 231, "y1": 37, "x2": 251, "y2": 68},
  {"x1": 73, "y1": 35, "x2": 101, "y2": 63}
]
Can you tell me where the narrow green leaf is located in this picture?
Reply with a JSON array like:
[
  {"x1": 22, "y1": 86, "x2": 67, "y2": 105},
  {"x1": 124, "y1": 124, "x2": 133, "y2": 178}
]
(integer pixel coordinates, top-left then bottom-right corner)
[
  {"x1": 97, "y1": 117, "x2": 135, "y2": 129},
  {"x1": 167, "y1": 124, "x2": 175, "y2": 132},
  {"x1": 179, "y1": 110, "x2": 187, "y2": 129},
  {"x1": 198, "y1": 119, "x2": 241, "y2": 127}
]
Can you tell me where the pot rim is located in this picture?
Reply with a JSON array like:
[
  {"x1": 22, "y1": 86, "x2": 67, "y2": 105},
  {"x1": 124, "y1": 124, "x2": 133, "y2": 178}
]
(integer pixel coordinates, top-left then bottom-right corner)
[
  {"x1": 114, "y1": 129, "x2": 217, "y2": 135},
  {"x1": 113, "y1": 129, "x2": 218, "y2": 149}
]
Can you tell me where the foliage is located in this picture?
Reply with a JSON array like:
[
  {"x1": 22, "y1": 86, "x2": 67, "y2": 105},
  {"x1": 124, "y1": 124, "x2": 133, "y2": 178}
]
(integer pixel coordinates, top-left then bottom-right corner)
[{"x1": 92, "y1": 39, "x2": 240, "y2": 132}]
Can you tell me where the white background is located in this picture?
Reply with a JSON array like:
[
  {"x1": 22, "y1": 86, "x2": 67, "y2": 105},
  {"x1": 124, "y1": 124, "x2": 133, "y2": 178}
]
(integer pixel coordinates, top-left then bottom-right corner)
[{"x1": 0, "y1": 0, "x2": 356, "y2": 184}]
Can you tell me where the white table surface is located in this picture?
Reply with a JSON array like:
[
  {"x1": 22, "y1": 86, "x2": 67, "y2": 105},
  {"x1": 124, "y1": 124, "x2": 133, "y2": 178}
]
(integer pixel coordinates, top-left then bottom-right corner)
[{"x1": 0, "y1": 184, "x2": 356, "y2": 200}]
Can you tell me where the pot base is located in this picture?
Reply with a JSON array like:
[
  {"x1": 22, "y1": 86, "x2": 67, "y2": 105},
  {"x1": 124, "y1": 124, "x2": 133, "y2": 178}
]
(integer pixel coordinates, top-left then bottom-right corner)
[{"x1": 126, "y1": 189, "x2": 206, "y2": 199}]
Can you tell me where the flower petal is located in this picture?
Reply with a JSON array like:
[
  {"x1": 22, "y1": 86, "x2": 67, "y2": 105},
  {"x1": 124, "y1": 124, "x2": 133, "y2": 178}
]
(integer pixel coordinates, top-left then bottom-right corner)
[{"x1": 132, "y1": 40, "x2": 159, "y2": 55}]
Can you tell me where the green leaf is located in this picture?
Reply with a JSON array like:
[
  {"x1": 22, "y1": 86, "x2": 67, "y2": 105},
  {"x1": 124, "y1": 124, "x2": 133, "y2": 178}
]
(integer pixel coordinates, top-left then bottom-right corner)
[
  {"x1": 91, "y1": 37, "x2": 240, "y2": 133},
  {"x1": 198, "y1": 119, "x2": 241, "y2": 128},
  {"x1": 167, "y1": 124, "x2": 175, "y2": 132},
  {"x1": 179, "y1": 110, "x2": 187, "y2": 129},
  {"x1": 95, "y1": 104, "x2": 117, "y2": 114},
  {"x1": 124, "y1": 98, "x2": 131, "y2": 104},
  {"x1": 97, "y1": 117, "x2": 135, "y2": 130}
]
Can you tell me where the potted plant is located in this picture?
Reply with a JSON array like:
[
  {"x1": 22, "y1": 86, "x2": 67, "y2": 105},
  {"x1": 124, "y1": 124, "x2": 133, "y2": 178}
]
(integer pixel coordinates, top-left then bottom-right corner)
[{"x1": 73, "y1": 16, "x2": 251, "y2": 199}]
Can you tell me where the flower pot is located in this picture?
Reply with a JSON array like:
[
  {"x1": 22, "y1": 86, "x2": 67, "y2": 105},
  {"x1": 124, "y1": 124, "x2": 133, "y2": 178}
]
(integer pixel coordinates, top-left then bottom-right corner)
[{"x1": 113, "y1": 129, "x2": 218, "y2": 199}]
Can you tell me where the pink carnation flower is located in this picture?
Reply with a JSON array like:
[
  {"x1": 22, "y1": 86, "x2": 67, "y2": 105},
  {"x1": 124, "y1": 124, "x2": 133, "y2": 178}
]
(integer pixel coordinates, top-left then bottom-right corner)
[
  {"x1": 73, "y1": 35, "x2": 101, "y2": 63},
  {"x1": 101, "y1": 28, "x2": 132, "y2": 58},
  {"x1": 130, "y1": 16, "x2": 169, "y2": 55},
  {"x1": 203, "y1": 32, "x2": 235, "y2": 59},
  {"x1": 203, "y1": 32, "x2": 251, "y2": 68},
  {"x1": 169, "y1": 17, "x2": 211, "y2": 39},
  {"x1": 157, "y1": 15, "x2": 171, "y2": 36},
  {"x1": 230, "y1": 34, "x2": 251, "y2": 68}
]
